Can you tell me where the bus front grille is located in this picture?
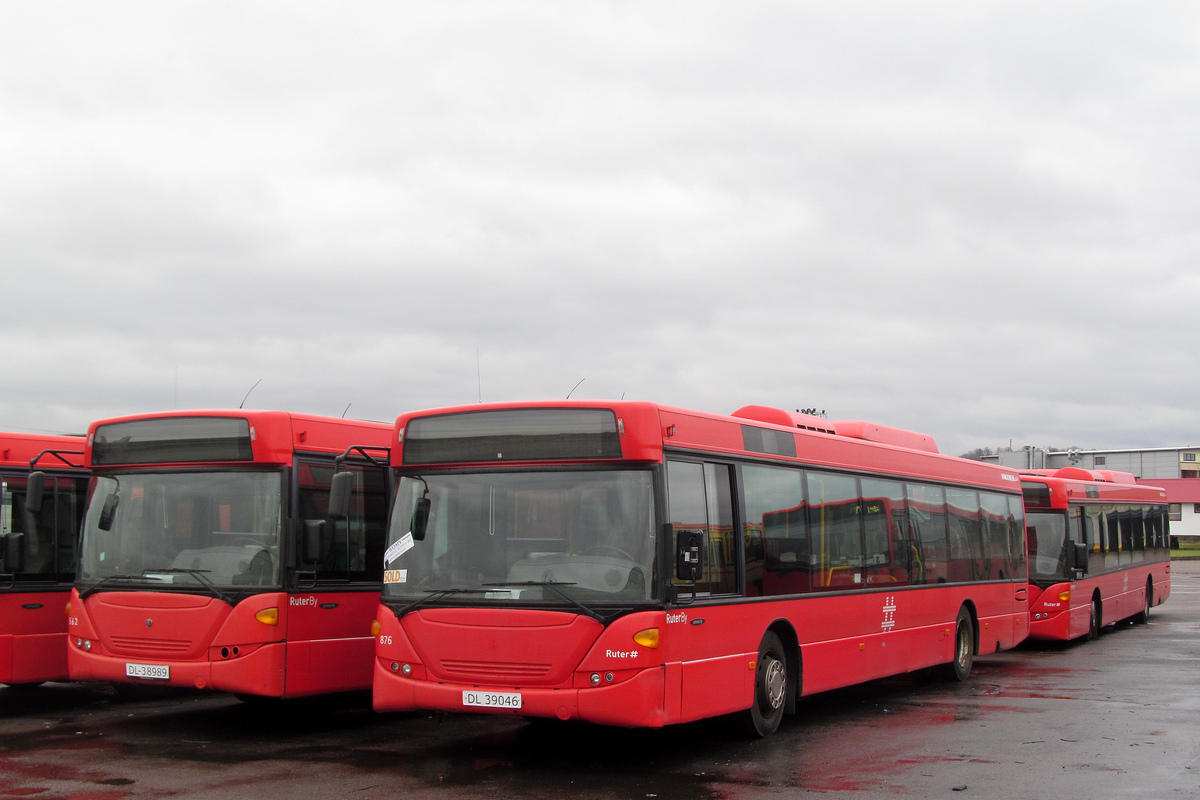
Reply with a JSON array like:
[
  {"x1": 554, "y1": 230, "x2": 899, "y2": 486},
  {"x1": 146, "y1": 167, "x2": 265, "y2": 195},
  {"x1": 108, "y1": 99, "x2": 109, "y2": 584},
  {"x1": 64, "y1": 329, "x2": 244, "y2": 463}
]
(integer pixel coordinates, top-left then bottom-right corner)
[
  {"x1": 439, "y1": 659, "x2": 552, "y2": 681},
  {"x1": 109, "y1": 636, "x2": 192, "y2": 655}
]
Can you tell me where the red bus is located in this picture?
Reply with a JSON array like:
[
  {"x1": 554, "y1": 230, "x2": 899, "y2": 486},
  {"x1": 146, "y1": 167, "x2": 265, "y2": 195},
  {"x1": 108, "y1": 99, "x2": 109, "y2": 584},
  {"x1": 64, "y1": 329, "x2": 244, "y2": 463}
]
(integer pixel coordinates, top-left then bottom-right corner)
[
  {"x1": 1, "y1": 432, "x2": 87, "y2": 686},
  {"x1": 356, "y1": 401, "x2": 1028, "y2": 736},
  {"x1": 1021, "y1": 467, "x2": 1170, "y2": 641},
  {"x1": 64, "y1": 410, "x2": 391, "y2": 698}
]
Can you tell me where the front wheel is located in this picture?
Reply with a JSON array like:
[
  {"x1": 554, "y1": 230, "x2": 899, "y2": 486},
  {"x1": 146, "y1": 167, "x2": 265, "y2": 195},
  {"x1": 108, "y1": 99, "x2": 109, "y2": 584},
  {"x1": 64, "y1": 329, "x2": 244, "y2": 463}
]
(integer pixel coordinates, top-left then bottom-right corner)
[
  {"x1": 942, "y1": 607, "x2": 975, "y2": 682},
  {"x1": 1087, "y1": 597, "x2": 1101, "y2": 641},
  {"x1": 741, "y1": 631, "x2": 788, "y2": 738}
]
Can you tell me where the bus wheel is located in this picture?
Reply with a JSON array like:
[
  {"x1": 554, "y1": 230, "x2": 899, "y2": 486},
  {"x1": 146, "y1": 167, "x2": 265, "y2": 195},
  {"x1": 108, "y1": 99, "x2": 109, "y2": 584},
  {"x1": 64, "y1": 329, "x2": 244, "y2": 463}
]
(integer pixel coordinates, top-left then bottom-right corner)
[
  {"x1": 742, "y1": 631, "x2": 787, "y2": 738},
  {"x1": 1134, "y1": 579, "x2": 1153, "y2": 624},
  {"x1": 943, "y1": 607, "x2": 974, "y2": 682},
  {"x1": 1087, "y1": 597, "x2": 1101, "y2": 640}
]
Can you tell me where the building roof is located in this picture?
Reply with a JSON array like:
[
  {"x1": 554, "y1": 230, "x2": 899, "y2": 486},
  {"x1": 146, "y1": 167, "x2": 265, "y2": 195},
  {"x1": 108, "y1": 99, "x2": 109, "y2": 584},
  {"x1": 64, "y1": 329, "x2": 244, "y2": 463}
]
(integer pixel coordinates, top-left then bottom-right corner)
[{"x1": 1137, "y1": 478, "x2": 1200, "y2": 503}]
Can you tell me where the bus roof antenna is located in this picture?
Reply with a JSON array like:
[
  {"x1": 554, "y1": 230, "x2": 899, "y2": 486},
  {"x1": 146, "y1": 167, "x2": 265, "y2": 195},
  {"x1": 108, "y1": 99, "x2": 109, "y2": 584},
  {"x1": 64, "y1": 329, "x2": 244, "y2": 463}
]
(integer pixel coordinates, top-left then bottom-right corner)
[
  {"x1": 566, "y1": 378, "x2": 585, "y2": 399},
  {"x1": 239, "y1": 378, "x2": 262, "y2": 409},
  {"x1": 342, "y1": 403, "x2": 352, "y2": 418}
]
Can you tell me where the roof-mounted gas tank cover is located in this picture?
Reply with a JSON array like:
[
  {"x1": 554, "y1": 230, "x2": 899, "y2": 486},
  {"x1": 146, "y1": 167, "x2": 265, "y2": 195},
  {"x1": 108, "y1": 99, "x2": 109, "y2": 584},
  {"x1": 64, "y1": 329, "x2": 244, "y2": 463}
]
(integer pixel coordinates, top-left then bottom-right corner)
[
  {"x1": 731, "y1": 406, "x2": 939, "y2": 454},
  {"x1": 1048, "y1": 466, "x2": 1138, "y2": 484},
  {"x1": 731, "y1": 406, "x2": 836, "y2": 435}
]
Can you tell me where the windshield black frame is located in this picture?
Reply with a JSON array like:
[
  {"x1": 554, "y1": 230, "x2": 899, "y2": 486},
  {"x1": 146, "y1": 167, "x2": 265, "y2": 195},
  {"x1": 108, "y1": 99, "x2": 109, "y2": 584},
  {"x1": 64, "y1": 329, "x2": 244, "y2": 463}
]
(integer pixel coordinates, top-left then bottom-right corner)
[{"x1": 382, "y1": 466, "x2": 661, "y2": 612}]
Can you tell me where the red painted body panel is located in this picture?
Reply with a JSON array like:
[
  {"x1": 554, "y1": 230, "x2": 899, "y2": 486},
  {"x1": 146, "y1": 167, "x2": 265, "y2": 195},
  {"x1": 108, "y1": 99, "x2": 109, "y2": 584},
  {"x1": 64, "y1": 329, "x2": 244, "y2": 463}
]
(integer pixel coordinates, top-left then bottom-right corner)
[
  {"x1": 376, "y1": 401, "x2": 1028, "y2": 729},
  {"x1": 69, "y1": 587, "x2": 382, "y2": 697},
  {"x1": 1023, "y1": 469, "x2": 1171, "y2": 642},
  {"x1": 71, "y1": 410, "x2": 391, "y2": 698},
  {"x1": 2, "y1": 431, "x2": 86, "y2": 685},
  {"x1": 0, "y1": 592, "x2": 71, "y2": 685},
  {"x1": 282, "y1": 590, "x2": 380, "y2": 696},
  {"x1": 373, "y1": 584, "x2": 1031, "y2": 727}
]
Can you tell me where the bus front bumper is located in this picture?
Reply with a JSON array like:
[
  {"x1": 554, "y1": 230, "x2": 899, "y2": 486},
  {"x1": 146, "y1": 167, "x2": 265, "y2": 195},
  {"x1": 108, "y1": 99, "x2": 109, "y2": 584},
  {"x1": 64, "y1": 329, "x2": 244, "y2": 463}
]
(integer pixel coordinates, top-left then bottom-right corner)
[{"x1": 372, "y1": 657, "x2": 667, "y2": 728}]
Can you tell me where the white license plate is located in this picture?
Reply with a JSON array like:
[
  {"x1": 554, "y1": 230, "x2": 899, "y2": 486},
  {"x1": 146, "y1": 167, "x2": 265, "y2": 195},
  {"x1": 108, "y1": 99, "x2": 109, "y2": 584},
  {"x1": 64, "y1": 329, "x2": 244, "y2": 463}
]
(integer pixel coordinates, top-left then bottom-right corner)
[
  {"x1": 126, "y1": 662, "x2": 170, "y2": 680},
  {"x1": 462, "y1": 690, "x2": 522, "y2": 709}
]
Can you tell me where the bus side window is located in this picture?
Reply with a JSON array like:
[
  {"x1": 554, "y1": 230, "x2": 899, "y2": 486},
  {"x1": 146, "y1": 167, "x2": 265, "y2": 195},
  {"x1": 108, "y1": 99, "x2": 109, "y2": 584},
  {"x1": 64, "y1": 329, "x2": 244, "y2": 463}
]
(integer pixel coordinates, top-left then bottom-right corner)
[
  {"x1": 979, "y1": 492, "x2": 1009, "y2": 581},
  {"x1": 907, "y1": 484, "x2": 948, "y2": 584},
  {"x1": 807, "y1": 471, "x2": 862, "y2": 590},
  {"x1": 666, "y1": 460, "x2": 736, "y2": 596},
  {"x1": 946, "y1": 488, "x2": 982, "y2": 583},
  {"x1": 860, "y1": 478, "x2": 907, "y2": 587},
  {"x1": 743, "y1": 464, "x2": 808, "y2": 597},
  {"x1": 1007, "y1": 495, "x2": 1026, "y2": 579},
  {"x1": 298, "y1": 462, "x2": 388, "y2": 583}
]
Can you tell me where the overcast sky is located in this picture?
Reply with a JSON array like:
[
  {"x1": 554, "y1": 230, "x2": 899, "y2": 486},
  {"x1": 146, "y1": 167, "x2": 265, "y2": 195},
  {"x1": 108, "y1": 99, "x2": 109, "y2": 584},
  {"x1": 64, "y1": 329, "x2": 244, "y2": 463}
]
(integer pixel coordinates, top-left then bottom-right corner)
[{"x1": 2, "y1": 2, "x2": 1198, "y2": 457}]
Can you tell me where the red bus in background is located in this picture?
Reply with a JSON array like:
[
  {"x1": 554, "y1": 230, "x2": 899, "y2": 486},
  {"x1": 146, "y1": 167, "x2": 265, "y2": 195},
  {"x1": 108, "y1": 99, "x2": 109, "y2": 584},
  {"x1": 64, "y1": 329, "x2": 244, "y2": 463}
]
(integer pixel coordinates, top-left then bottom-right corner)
[
  {"x1": 1, "y1": 432, "x2": 87, "y2": 686},
  {"x1": 64, "y1": 410, "x2": 391, "y2": 699},
  {"x1": 1021, "y1": 468, "x2": 1170, "y2": 641},
  {"x1": 358, "y1": 401, "x2": 1028, "y2": 737}
]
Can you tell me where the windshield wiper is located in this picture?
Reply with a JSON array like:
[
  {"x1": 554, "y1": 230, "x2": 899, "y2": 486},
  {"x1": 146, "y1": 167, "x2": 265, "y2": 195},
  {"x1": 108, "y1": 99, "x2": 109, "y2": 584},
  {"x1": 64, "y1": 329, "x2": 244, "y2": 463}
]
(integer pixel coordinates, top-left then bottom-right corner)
[
  {"x1": 141, "y1": 568, "x2": 234, "y2": 605},
  {"x1": 388, "y1": 587, "x2": 493, "y2": 619},
  {"x1": 78, "y1": 574, "x2": 143, "y2": 600},
  {"x1": 482, "y1": 581, "x2": 612, "y2": 623}
]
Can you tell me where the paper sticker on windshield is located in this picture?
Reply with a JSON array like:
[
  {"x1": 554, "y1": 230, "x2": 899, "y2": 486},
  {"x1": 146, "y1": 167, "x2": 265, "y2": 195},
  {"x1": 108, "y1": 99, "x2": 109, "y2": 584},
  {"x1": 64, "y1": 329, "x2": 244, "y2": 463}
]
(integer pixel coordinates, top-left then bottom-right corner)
[
  {"x1": 383, "y1": 569, "x2": 407, "y2": 584},
  {"x1": 384, "y1": 532, "x2": 415, "y2": 565}
]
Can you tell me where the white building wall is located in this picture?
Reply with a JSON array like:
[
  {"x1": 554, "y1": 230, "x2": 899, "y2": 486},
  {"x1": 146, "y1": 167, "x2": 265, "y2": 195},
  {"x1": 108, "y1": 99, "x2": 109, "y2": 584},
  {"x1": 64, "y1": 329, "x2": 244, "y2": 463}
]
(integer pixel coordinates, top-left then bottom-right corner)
[{"x1": 1173, "y1": 504, "x2": 1200, "y2": 541}]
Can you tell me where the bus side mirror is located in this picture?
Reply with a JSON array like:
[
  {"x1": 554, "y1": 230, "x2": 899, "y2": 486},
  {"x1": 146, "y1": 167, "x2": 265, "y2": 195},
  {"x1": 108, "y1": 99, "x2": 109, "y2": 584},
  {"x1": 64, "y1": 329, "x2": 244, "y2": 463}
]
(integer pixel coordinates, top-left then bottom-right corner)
[
  {"x1": 675, "y1": 529, "x2": 705, "y2": 582},
  {"x1": 1071, "y1": 542, "x2": 1089, "y2": 576},
  {"x1": 302, "y1": 519, "x2": 328, "y2": 564},
  {"x1": 98, "y1": 493, "x2": 120, "y2": 532},
  {"x1": 3, "y1": 532, "x2": 25, "y2": 573},
  {"x1": 26, "y1": 472, "x2": 46, "y2": 512},
  {"x1": 410, "y1": 496, "x2": 431, "y2": 541},
  {"x1": 328, "y1": 472, "x2": 353, "y2": 521}
]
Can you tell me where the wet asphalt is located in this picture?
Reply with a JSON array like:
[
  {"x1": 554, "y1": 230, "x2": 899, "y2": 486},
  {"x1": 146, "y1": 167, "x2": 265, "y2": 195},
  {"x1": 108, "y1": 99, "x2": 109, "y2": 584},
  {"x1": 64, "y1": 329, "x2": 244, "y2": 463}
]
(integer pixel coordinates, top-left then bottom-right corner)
[{"x1": 2, "y1": 562, "x2": 1198, "y2": 799}]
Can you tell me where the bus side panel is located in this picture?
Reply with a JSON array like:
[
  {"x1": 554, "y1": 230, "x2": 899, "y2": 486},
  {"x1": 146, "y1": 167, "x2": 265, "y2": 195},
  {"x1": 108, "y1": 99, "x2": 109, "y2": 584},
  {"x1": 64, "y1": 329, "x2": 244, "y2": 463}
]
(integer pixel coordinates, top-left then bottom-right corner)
[
  {"x1": 1155, "y1": 563, "x2": 1171, "y2": 605},
  {"x1": 0, "y1": 635, "x2": 11, "y2": 684},
  {"x1": 1, "y1": 591, "x2": 71, "y2": 684},
  {"x1": 10, "y1": 633, "x2": 68, "y2": 684},
  {"x1": 283, "y1": 590, "x2": 380, "y2": 696},
  {"x1": 679, "y1": 653, "x2": 755, "y2": 723}
]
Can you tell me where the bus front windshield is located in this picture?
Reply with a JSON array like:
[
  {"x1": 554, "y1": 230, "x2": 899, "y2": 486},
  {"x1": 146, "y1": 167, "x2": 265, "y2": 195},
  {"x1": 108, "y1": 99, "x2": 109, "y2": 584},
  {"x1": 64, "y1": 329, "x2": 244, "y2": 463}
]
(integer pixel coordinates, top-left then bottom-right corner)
[
  {"x1": 78, "y1": 471, "x2": 283, "y2": 590},
  {"x1": 384, "y1": 470, "x2": 657, "y2": 606},
  {"x1": 1026, "y1": 511, "x2": 1068, "y2": 580}
]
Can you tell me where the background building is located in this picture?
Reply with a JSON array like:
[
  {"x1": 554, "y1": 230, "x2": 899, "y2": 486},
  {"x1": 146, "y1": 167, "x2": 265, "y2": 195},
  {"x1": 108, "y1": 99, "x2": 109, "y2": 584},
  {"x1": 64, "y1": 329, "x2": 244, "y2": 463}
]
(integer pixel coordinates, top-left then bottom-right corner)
[{"x1": 984, "y1": 445, "x2": 1200, "y2": 543}]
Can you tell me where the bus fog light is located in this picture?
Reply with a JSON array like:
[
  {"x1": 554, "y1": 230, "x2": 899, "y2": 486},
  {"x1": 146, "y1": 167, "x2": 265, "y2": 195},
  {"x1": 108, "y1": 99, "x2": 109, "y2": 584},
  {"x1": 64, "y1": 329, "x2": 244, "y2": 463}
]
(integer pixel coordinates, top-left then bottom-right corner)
[
  {"x1": 605, "y1": 672, "x2": 614, "y2": 683},
  {"x1": 590, "y1": 673, "x2": 601, "y2": 686},
  {"x1": 75, "y1": 638, "x2": 83, "y2": 647},
  {"x1": 401, "y1": 663, "x2": 412, "y2": 676},
  {"x1": 82, "y1": 639, "x2": 92, "y2": 651},
  {"x1": 390, "y1": 662, "x2": 400, "y2": 672}
]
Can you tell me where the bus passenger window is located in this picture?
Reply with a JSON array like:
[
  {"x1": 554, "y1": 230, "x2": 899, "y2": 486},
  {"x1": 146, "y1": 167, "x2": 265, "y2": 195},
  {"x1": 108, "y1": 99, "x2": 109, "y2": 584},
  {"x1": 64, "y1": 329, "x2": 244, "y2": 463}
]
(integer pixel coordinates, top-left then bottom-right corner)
[
  {"x1": 860, "y1": 478, "x2": 907, "y2": 587},
  {"x1": 667, "y1": 461, "x2": 736, "y2": 596},
  {"x1": 807, "y1": 472, "x2": 862, "y2": 590},
  {"x1": 743, "y1": 464, "x2": 808, "y2": 596},
  {"x1": 907, "y1": 484, "x2": 948, "y2": 584}
]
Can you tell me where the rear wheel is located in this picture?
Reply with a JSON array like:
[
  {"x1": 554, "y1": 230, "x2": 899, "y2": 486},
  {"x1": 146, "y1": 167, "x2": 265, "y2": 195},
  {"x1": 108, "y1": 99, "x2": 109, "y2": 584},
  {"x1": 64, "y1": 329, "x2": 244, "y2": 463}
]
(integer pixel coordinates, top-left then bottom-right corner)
[
  {"x1": 943, "y1": 607, "x2": 975, "y2": 682},
  {"x1": 1134, "y1": 578, "x2": 1153, "y2": 624},
  {"x1": 741, "y1": 631, "x2": 788, "y2": 738}
]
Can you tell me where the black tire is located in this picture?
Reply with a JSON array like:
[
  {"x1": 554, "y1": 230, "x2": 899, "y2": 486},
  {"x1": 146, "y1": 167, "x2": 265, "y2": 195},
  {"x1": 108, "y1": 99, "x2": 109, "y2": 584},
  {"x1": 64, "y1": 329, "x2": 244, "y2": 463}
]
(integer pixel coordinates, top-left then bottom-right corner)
[
  {"x1": 741, "y1": 631, "x2": 788, "y2": 738},
  {"x1": 1134, "y1": 579, "x2": 1153, "y2": 624},
  {"x1": 942, "y1": 607, "x2": 975, "y2": 682},
  {"x1": 1087, "y1": 597, "x2": 1101, "y2": 641}
]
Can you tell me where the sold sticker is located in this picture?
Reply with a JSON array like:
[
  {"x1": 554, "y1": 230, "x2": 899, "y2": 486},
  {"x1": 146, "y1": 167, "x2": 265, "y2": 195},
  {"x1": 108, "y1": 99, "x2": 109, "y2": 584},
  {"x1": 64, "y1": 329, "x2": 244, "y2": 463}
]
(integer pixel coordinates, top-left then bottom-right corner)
[{"x1": 383, "y1": 569, "x2": 407, "y2": 584}]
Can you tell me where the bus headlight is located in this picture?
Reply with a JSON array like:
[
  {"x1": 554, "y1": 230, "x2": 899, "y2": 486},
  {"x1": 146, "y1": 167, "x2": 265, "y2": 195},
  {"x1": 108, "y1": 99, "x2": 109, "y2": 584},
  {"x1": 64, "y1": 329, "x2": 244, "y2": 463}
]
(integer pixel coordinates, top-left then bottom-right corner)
[{"x1": 254, "y1": 607, "x2": 279, "y2": 626}]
